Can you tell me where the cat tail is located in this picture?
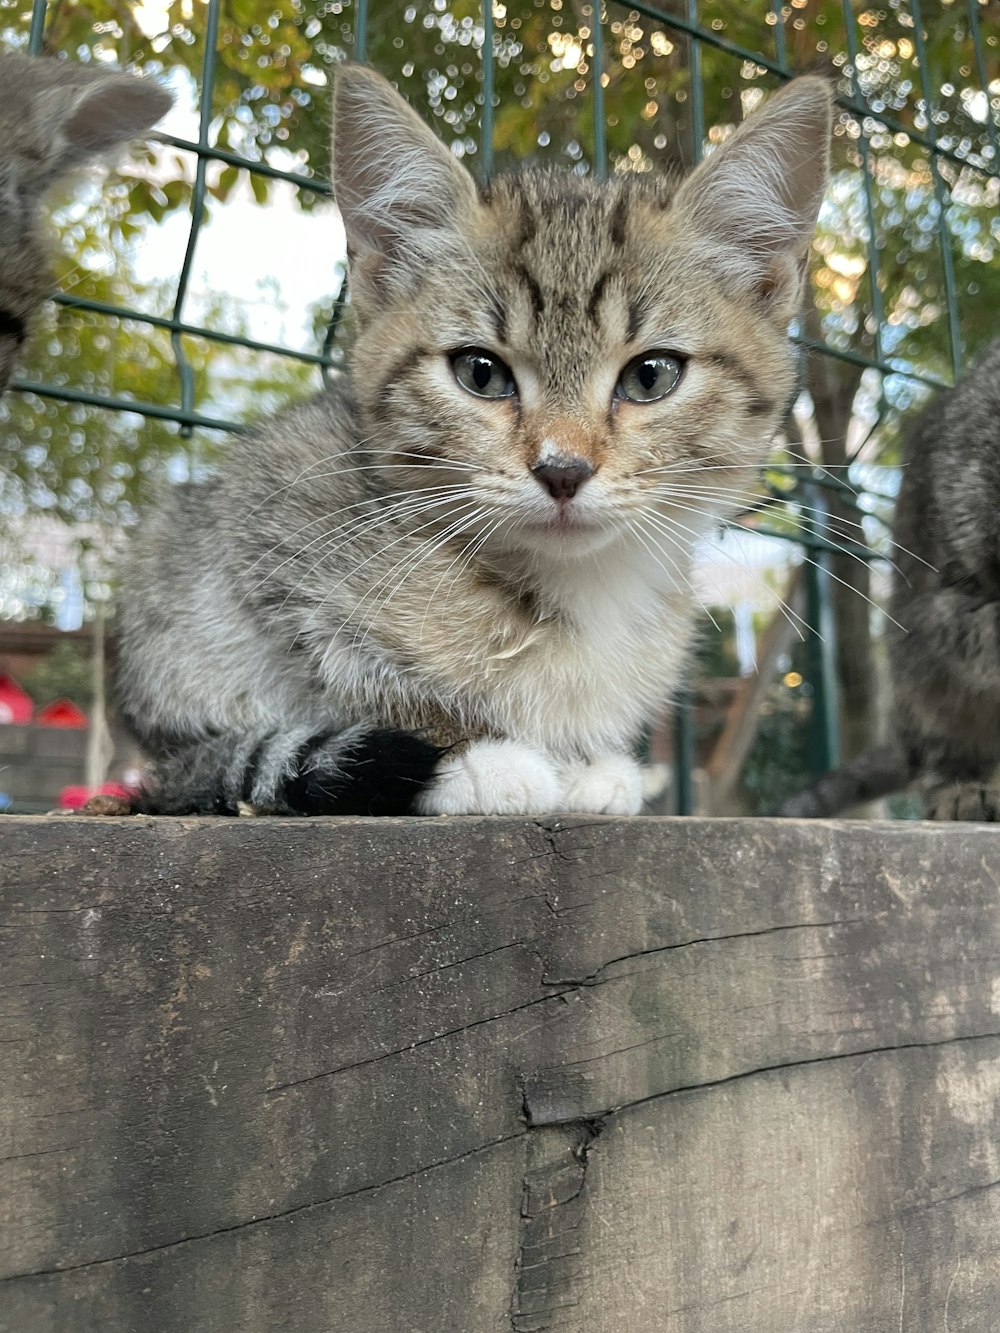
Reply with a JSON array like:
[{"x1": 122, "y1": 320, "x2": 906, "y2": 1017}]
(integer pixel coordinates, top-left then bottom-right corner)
[
  {"x1": 133, "y1": 723, "x2": 445, "y2": 817},
  {"x1": 777, "y1": 742, "x2": 914, "y2": 818}
]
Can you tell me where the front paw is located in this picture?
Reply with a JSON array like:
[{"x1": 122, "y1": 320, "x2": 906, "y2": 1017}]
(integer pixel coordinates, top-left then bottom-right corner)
[
  {"x1": 415, "y1": 740, "x2": 562, "y2": 815},
  {"x1": 559, "y1": 754, "x2": 644, "y2": 815}
]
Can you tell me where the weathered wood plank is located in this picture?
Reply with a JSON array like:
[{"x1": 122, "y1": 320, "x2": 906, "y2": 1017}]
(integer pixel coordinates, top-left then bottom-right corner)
[
  {"x1": 571, "y1": 1042, "x2": 1000, "y2": 1333},
  {"x1": 2, "y1": 815, "x2": 1000, "y2": 1330},
  {"x1": 5, "y1": 1138, "x2": 526, "y2": 1333}
]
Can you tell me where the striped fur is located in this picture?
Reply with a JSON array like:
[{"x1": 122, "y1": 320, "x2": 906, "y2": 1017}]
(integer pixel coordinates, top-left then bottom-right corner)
[{"x1": 119, "y1": 65, "x2": 832, "y2": 817}]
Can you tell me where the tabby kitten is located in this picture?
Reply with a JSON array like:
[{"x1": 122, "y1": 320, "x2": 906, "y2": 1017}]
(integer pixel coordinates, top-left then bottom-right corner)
[
  {"x1": 0, "y1": 52, "x2": 171, "y2": 395},
  {"x1": 118, "y1": 65, "x2": 832, "y2": 817},
  {"x1": 782, "y1": 338, "x2": 1000, "y2": 821}
]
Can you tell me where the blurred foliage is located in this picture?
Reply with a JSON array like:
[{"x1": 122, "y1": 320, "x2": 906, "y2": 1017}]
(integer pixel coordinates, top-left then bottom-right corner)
[
  {"x1": 741, "y1": 673, "x2": 814, "y2": 813},
  {"x1": 0, "y1": 0, "x2": 994, "y2": 513},
  {"x1": 694, "y1": 607, "x2": 740, "y2": 678},
  {"x1": 0, "y1": 165, "x2": 315, "y2": 606},
  {"x1": 1, "y1": 0, "x2": 998, "y2": 806}
]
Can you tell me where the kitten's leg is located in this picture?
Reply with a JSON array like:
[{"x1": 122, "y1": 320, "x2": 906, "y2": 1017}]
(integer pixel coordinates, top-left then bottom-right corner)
[
  {"x1": 922, "y1": 779, "x2": 1000, "y2": 822},
  {"x1": 778, "y1": 742, "x2": 910, "y2": 818},
  {"x1": 558, "y1": 754, "x2": 644, "y2": 816},
  {"x1": 414, "y1": 740, "x2": 562, "y2": 816},
  {"x1": 140, "y1": 724, "x2": 441, "y2": 816}
]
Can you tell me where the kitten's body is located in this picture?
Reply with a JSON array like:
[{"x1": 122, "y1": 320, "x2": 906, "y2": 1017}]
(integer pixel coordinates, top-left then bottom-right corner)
[
  {"x1": 119, "y1": 67, "x2": 832, "y2": 817},
  {"x1": 0, "y1": 53, "x2": 170, "y2": 393},
  {"x1": 122, "y1": 379, "x2": 699, "y2": 811},
  {"x1": 781, "y1": 338, "x2": 1000, "y2": 820}
]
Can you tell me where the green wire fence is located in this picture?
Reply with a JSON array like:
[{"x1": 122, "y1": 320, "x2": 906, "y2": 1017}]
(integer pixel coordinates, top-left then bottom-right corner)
[{"x1": 7, "y1": 0, "x2": 1000, "y2": 812}]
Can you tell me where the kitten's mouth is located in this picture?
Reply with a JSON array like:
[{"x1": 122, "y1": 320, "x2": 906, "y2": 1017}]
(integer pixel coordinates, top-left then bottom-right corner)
[{"x1": 527, "y1": 505, "x2": 601, "y2": 536}]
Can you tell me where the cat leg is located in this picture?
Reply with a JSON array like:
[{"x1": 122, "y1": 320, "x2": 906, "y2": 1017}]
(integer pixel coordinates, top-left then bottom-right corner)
[
  {"x1": 558, "y1": 754, "x2": 644, "y2": 815},
  {"x1": 414, "y1": 740, "x2": 562, "y2": 815},
  {"x1": 140, "y1": 724, "x2": 442, "y2": 816},
  {"x1": 778, "y1": 742, "x2": 910, "y2": 818}
]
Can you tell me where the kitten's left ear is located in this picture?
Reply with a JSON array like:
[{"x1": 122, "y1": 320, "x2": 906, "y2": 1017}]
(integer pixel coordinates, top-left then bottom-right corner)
[
  {"x1": 672, "y1": 75, "x2": 833, "y2": 319},
  {"x1": 332, "y1": 64, "x2": 479, "y2": 304}
]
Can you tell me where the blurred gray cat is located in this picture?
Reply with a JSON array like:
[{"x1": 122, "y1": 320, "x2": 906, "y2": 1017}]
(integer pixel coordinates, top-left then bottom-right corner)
[
  {"x1": 117, "y1": 65, "x2": 832, "y2": 817},
  {"x1": 781, "y1": 338, "x2": 1000, "y2": 820},
  {"x1": 0, "y1": 52, "x2": 171, "y2": 394}
]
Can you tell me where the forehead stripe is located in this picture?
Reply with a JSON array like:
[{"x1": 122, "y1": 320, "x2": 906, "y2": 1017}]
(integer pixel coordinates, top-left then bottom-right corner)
[
  {"x1": 515, "y1": 263, "x2": 545, "y2": 318},
  {"x1": 516, "y1": 190, "x2": 537, "y2": 251},
  {"x1": 587, "y1": 272, "x2": 610, "y2": 323},
  {"x1": 609, "y1": 194, "x2": 628, "y2": 248},
  {"x1": 626, "y1": 298, "x2": 648, "y2": 344},
  {"x1": 486, "y1": 294, "x2": 508, "y2": 344}
]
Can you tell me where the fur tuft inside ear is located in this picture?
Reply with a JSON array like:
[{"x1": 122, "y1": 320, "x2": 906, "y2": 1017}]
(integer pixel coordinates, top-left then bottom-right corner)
[
  {"x1": 331, "y1": 63, "x2": 479, "y2": 302},
  {"x1": 672, "y1": 75, "x2": 833, "y2": 316}
]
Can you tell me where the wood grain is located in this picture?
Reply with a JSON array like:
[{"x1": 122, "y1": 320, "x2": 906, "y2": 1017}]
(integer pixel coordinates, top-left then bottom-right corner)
[{"x1": 2, "y1": 815, "x2": 999, "y2": 1330}]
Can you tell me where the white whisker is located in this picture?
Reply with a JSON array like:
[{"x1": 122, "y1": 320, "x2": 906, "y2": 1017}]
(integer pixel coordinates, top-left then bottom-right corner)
[
  {"x1": 277, "y1": 492, "x2": 482, "y2": 621},
  {"x1": 238, "y1": 485, "x2": 482, "y2": 608}
]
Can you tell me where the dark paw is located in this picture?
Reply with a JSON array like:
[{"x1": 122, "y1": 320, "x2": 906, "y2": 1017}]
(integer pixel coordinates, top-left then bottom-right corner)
[{"x1": 284, "y1": 728, "x2": 445, "y2": 816}]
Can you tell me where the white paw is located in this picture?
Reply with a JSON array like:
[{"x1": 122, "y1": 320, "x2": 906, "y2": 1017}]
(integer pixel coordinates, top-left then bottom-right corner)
[
  {"x1": 415, "y1": 740, "x2": 563, "y2": 815},
  {"x1": 559, "y1": 754, "x2": 644, "y2": 815}
]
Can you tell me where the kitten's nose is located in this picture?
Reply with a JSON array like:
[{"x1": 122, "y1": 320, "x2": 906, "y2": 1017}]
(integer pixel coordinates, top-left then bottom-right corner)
[{"x1": 531, "y1": 457, "x2": 594, "y2": 501}]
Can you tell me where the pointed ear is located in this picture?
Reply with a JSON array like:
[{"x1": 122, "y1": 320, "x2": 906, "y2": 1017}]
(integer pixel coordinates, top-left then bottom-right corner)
[
  {"x1": 672, "y1": 76, "x2": 833, "y2": 319},
  {"x1": 11, "y1": 55, "x2": 172, "y2": 189},
  {"x1": 58, "y1": 74, "x2": 173, "y2": 161},
  {"x1": 332, "y1": 63, "x2": 479, "y2": 303}
]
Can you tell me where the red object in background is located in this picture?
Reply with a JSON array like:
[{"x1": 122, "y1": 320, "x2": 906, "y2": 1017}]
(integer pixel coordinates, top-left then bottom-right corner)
[
  {"x1": 0, "y1": 673, "x2": 34, "y2": 724},
  {"x1": 58, "y1": 781, "x2": 134, "y2": 811},
  {"x1": 36, "y1": 698, "x2": 88, "y2": 728}
]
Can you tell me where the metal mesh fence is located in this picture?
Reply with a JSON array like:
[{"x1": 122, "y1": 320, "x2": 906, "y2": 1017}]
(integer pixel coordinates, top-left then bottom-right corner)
[{"x1": 4, "y1": 0, "x2": 1000, "y2": 810}]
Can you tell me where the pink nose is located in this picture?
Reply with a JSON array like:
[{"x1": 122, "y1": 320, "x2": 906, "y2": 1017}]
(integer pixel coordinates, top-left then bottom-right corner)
[{"x1": 531, "y1": 458, "x2": 594, "y2": 501}]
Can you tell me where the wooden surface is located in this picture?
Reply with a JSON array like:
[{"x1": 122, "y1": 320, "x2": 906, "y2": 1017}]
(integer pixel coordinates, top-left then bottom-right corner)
[{"x1": 2, "y1": 814, "x2": 1000, "y2": 1332}]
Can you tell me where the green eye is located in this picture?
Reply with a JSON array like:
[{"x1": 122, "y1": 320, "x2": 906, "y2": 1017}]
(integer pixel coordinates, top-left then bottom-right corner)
[
  {"x1": 450, "y1": 348, "x2": 516, "y2": 400},
  {"x1": 616, "y1": 352, "x2": 685, "y2": 404}
]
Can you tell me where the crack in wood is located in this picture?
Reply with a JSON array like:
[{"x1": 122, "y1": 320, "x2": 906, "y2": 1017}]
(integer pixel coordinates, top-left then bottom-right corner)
[
  {"x1": 897, "y1": 1175, "x2": 1000, "y2": 1217},
  {"x1": 1, "y1": 1132, "x2": 526, "y2": 1284},
  {"x1": 509, "y1": 1117, "x2": 604, "y2": 1331},
  {"x1": 524, "y1": 1029, "x2": 1000, "y2": 1127},
  {"x1": 264, "y1": 988, "x2": 568, "y2": 1095},
  {"x1": 541, "y1": 917, "x2": 868, "y2": 987}
]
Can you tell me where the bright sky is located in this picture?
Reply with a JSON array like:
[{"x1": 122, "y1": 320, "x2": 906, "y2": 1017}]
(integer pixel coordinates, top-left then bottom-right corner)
[{"x1": 130, "y1": 65, "x2": 346, "y2": 352}]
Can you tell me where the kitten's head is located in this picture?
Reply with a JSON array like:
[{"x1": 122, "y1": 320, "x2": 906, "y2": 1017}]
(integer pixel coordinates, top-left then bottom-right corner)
[
  {"x1": 333, "y1": 64, "x2": 832, "y2": 560},
  {"x1": 0, "y1": 54, "x2": 171, "y2": 390}
]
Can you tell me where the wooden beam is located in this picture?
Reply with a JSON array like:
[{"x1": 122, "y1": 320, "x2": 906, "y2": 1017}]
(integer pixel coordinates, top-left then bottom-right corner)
[{"x1": 2, "y1": 815, "x2": 999, "y2": 1330}]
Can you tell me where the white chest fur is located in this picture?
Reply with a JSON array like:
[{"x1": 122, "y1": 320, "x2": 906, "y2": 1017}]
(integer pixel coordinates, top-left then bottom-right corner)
[
  {"x1": 316, "y1": 530, "x2": 701, "y2": 761},
  {"x1": 410, "y1": 540, "x2": 699, "y2": 817},
  {"x1": 482, "y1": 537, "x2": 698, "y2": 757}
]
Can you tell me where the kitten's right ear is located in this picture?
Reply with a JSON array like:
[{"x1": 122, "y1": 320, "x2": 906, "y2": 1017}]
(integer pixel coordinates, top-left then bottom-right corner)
[{"x1": 332, "y1": 64, "x2": 479, "y2": 304}]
